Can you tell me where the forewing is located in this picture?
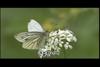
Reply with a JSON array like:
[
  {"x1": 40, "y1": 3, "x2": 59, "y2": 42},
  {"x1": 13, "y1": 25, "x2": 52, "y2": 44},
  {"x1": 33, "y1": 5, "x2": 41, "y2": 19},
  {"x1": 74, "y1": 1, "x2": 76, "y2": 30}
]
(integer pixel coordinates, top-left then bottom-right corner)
[
  {"x1": 14, "y1": 32, "x2": 40, "y2": 43},
  {"x1": 28, "y1": 19, "x2": 44, "y2": 32}
]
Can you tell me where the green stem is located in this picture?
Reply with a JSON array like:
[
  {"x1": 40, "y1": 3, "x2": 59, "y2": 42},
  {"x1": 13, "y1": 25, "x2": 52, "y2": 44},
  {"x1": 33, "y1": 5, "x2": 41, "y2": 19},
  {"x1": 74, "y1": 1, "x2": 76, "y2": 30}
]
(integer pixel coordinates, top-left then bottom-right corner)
[{"x1": 61, "y1": 46, "x2": 65, "y2": 58}]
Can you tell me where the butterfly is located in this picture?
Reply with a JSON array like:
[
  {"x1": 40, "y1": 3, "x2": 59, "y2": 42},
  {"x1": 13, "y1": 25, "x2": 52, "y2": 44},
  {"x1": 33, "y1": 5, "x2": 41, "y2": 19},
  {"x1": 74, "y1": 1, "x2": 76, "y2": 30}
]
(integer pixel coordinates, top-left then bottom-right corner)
[{"x1": 14, "y1": 19, "x2": 48, "y2": 50}]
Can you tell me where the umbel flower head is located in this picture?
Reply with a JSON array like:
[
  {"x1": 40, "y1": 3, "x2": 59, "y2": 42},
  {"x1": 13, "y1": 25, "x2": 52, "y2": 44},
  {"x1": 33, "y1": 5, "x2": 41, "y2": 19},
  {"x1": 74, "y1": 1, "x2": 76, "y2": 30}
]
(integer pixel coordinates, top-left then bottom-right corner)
[{"x1": 38, "y1": 29, "x2": 77, "y2": 58}]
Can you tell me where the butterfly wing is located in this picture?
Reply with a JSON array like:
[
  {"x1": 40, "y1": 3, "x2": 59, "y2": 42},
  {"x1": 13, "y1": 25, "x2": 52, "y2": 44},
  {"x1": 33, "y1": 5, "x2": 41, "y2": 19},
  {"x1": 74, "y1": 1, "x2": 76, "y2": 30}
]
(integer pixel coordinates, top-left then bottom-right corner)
[
  {"x1": 22, "y1": 36, "x2": 41, "y2": 50},
  {"x1": 14, "y1": 32, "x2": 39, "y2": 43},
  {"x1": 28, "y1": 19, "x2": 44, "y2": 32},
  {"x1": 15, "y1": 32, "x2": 47, "y2": 50},
  {"x1": 22, "y1": 32, "x2": 48, "y2": 50},
  {"x1": 15, "y1": 19, "x2": 46, "y2": 50},
  {"x1": 15, "y1": 32, "x2": 28, "y2": 42}
]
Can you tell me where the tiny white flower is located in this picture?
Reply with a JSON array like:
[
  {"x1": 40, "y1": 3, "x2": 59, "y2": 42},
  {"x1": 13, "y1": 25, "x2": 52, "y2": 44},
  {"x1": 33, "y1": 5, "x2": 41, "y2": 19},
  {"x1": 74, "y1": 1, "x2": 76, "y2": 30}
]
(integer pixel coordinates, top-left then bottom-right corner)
[
  {"x1": 68, "y1": 45, "x2": 73, "y2": 49},
  {"x1": 65, "y1": 29, "x2": 73, "y2": 35},
  {"x1": 49, "y1": 31, "x2": 54, "y2": 37},
  {"x1": 58, "y1": 29, "x2": 65, "y2": 35},
  {"x1": 59, "y1": 43, "x2": 63, "y2": 47},
  {"x1": 54, "y1": 38, "x2": 59, "y2": 45},
  {"x1": 66, "y1": 38, "x2": 70, "y2": 42},
  {"x1": 59, "y1": 34, "x2": 66, "y2": 38},
  {"x1": 64, "y1": 42, "x2": 69, "y2": 49},
  {"x1": 61, "y1": 41, "x2": 64, "y2": 44},
  {"x1": 51, "y1": 37, "x2": 55, "y2": 40},
  {"x1": 66, "y1": 34, "x2": 73, "y2": 42},
  {"x1": 73, "y1": 36, "x2": 77, "y2": 42},
  {"x1": 64, "y1": 44, "x2": 69, "y2": 49},
  {"x1": 51, "y1": 31, "x2": 57, "y2": 36},
  {"x1": 38, "y1": 49, "x2": 45, "y2": 58},
  {"x1": 59, "y1": 37, "x2": 65, "y2": 40},
  {"x1": 55, "y1": 38, "x2": 58, "y2": 42},
  {"x1": 66, "y1": 42, "x2": 69, "y2": 45},
  {"x1": 50, "y1": 38, "x2": 54, "y2": 45},
  {"x1": 45, "y1": 45, "x2": 51, "y2": 50}
]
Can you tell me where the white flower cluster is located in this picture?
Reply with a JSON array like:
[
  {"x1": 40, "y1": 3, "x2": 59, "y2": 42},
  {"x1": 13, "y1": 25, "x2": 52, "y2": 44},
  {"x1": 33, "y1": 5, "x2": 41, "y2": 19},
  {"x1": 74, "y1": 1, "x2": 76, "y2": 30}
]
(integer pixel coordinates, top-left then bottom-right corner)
[{"x1": 38, "y1": 29, "x2": 77, "y2": 58}]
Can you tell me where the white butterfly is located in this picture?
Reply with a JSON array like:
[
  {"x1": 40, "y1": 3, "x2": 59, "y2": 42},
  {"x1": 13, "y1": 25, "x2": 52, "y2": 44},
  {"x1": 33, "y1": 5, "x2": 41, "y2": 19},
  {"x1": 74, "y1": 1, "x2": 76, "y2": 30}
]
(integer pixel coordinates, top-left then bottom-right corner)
[{"x1": 15, "y1": 19, "x2": 48, "y2": 50}]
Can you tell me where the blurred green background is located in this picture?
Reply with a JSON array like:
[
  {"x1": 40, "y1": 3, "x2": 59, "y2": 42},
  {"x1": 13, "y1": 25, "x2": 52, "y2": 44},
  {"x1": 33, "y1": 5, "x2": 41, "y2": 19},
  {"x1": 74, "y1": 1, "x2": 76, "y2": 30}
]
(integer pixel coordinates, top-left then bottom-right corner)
[{"x1": 1, "y1": 8, "x2": 99, "y2": 58}]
